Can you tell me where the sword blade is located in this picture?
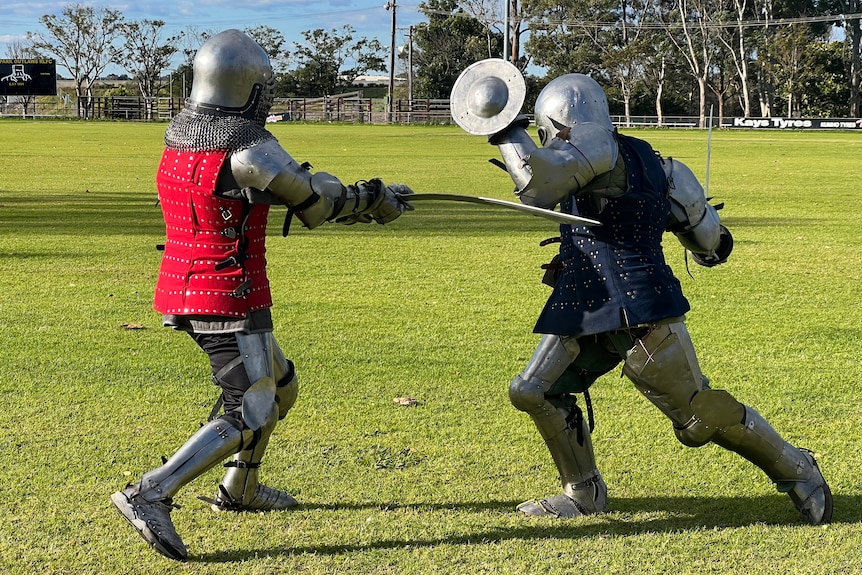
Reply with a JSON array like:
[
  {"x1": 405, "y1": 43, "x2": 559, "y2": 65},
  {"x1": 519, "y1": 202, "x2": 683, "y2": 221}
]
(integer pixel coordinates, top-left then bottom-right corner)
[{"x1": 405, "y1": 193, "x2": 602, "y2": 226}]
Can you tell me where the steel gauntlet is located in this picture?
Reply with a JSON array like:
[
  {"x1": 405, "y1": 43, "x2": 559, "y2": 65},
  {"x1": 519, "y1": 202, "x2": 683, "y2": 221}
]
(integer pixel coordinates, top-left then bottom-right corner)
[{"x1": 346, "y1": 179, "x2": 414, "y2": 225}]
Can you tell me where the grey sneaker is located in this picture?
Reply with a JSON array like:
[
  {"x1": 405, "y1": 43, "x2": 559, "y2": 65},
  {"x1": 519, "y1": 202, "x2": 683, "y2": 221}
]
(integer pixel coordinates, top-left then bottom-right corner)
[
  {"x1": 778, "y1": 450, "x2": 833, "y2": 525},
  {"x1": 205, "y1": 483, "x2": 299, "y2": 512},
  {"x1": 111, "y1": 488, "x2": 188, "y2": 561}
]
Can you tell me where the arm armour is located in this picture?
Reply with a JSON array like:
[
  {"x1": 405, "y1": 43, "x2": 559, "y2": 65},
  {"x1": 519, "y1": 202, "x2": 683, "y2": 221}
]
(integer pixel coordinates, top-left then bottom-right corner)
[
  {"x1": 663, "y1": 158, "x2": 722, "y2": 255},
  {"x1": 231, "y1": 139, "x2": 379, "y2": 230},
  {"x1": 492, "y1": 122, "x2": 618, "y2": 209}
]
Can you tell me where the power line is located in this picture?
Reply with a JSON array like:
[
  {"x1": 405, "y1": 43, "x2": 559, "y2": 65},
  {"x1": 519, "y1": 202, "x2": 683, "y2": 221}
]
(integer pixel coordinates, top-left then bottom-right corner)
[
  {"x1": 417, "y1": 7, "x2": 862, "y2": 31},
  {"x1": 530, "y1": 12, "x2": 862, "y2": 30}
]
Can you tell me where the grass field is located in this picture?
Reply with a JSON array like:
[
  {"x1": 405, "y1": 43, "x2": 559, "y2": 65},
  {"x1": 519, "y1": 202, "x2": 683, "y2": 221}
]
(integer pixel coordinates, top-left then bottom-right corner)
[{"x1": 0, "y1": 119, "x2": 860, "y2": 574}]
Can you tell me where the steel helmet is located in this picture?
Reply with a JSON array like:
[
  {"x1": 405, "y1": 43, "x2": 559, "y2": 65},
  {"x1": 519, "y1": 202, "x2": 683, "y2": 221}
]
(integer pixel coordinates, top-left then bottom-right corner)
[
  {"x1": 188, "y1": 29, "x2": 274, "y2": 123},
  {"x1": 534, "y1": 74, "x2": 614, "y2": 145}
]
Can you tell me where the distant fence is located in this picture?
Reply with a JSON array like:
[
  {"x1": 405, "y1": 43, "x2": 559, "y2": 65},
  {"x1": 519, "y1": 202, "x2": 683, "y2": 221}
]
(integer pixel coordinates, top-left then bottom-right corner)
[
  {"x1": 90, "y1": 96, "x2": 182, "y2": 120},
  {"x1": 266, "y1": 93, "x2": 453, "y2": 124},
  {"x1": 1, "y1": 95, "x2": 861, "y2": 130},
  {"x1": 0, "y1": 94, "x2": 456, "y2": 124}
]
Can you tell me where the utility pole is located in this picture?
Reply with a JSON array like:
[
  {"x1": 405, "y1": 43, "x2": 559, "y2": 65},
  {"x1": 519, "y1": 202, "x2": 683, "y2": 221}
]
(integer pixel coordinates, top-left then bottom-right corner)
[
  {"x1": 386, "y1": 0, "x2": 397, "y2": 123},
  {"x1": 503, "y1": 0, "x2": 510, "y2": 63},
  {"x1": 407, "y1": 25, "x2": 413, "y2": 122}
]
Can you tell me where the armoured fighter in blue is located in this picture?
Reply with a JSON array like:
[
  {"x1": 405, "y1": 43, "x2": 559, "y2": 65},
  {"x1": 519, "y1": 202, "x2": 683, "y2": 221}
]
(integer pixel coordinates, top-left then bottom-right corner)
[{"x1": 451, "y1": 59, "x2": 832, "y2": 523}]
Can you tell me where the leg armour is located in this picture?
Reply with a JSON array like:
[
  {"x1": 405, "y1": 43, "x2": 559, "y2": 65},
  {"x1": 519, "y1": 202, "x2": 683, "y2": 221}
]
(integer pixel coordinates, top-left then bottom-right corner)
[
  {"x1": 206, "y1": 333, "x2": 299, "y2": 512},
  {"x1": 275, "y1": 361, "x2": 298, "y2": 420},
  {"x1": 692, "y1": 390, "x2": 833, "y2": 525},
  {"x1": 623, "y1": 322, "x2": 831, "y2": 524},
  {"x1": 236, "y1": 333, "x2": 278, "y2": 431},
  {"x1": 510, "y1": 335, "x2": 608, "y2": 517},
  {"x1": 111, "y1": 416, "x2": 249, "y2": 561},
  {"x1": 209, "y1": 385, "x2": 298, "y2": 512},
  {"x1": 202, "y1": 333, "x2": 298, "y2": 422},
  {"x1": 193, "y1": 332, "x2": 252, "y2": 415},
  {"x1": 622, "y1": 322, "x2": 705, "y2": 434}
]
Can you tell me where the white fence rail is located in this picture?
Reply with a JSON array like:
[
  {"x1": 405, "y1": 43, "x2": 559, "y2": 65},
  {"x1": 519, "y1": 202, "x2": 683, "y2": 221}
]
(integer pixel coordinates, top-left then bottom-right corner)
[{"x1": 2, "y1": 95, "x2": 860, "y2": 131}]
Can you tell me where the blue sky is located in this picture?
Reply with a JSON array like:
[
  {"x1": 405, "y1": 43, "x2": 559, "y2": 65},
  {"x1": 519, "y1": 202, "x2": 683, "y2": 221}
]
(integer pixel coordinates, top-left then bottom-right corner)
[{"x1": 0, "y1": 0, "x2": 429, "y2": 74}]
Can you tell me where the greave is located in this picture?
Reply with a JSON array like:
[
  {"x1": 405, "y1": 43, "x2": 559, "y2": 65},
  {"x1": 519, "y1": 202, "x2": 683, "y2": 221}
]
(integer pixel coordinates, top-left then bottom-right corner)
[
  {"x1": 528, "y1": 403, "x2": 607, "y2": 513},
  {"x1": 510, "y1": 335, "x2": 608, "y2": 516},
  {"x1": 708, "y1": 403, "x2": 832, "y2": 524},
  {"x1": 133, "y1": 417, "x2": 245, "y2": 503},
  {"x1": 212, "y1": 403, "x2": 297, "y2": 511},
  {"x1": 219, "y1": 421, "x2": 273, "y2": 506},
  {"x1": 711, "y1": 405, "x2": 815, "y2": 485}
]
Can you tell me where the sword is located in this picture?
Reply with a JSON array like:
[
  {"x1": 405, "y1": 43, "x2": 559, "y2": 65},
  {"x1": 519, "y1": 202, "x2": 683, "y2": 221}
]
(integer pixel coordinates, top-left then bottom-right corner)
[{"x1": 403, "y1": 193, "x2": 602, "y2": 226}]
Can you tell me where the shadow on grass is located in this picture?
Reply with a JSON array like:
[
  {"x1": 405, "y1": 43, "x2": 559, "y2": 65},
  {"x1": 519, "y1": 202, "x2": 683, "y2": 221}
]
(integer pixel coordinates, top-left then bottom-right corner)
[
  {"x1": 11, "y1": 191, "x2": 831, "y2": 241},
  {"x1": 0, "y1": 192, "x2": 593, "y2": 237},
  {"x1": 193, "y1": 494, "x2": 861, "y2": 563}
]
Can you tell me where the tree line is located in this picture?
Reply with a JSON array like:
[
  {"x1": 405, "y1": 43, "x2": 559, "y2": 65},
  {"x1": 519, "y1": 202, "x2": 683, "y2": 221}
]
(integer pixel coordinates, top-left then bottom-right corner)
[
  {"x1": 417, "y1": 0, "x2": 862, "y2": 126},
  {"x1": 8, "y1": 0, "x2": 862, "y2": 124}
]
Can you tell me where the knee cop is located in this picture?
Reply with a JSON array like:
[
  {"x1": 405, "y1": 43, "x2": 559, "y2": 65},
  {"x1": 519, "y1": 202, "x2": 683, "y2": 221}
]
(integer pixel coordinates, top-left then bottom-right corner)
[
  {"x1": 510, "y1": 334, "x2": 585, "y2": 414},
  {"x1": 509, "y1": 374, "x2": 547, "y2": 414},
  {"x1": 673, "y1": 388, "x2": 745, "y2": 447}
]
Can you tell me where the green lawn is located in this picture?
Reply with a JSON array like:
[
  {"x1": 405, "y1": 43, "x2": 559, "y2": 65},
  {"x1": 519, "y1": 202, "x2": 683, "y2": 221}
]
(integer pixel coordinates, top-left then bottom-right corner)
[{"x1": 0, "y1": 120, "x2": 860, "y2": 574}]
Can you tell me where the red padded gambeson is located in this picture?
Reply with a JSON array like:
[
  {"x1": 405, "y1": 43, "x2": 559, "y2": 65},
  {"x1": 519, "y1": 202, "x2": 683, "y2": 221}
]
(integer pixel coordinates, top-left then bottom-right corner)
[{"x1": 153, "y1": 148, "x2": 272, "y2": 317}]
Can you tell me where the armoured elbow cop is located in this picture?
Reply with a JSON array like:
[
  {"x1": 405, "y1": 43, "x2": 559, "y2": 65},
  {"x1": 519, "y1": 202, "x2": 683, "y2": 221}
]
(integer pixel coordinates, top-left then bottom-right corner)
[
  {"x1": 231, "y1": 140, "x2": 404, "y2": 231},
  {"x1": 664, "y1": 158, "x2": 733, "y2": 265},
  {"x1": 449, "y1": 62, "x2": 618, "y2": 210},
  {"x1": 512, "y1": 74, "x2": 618, "y2": 208}
]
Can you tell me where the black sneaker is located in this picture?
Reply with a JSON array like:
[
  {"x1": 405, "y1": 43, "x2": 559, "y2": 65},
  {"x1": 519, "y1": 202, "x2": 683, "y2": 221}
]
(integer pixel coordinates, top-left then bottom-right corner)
[{"x1": 111, "y1": 488, "x2": 188, "y2": 561}]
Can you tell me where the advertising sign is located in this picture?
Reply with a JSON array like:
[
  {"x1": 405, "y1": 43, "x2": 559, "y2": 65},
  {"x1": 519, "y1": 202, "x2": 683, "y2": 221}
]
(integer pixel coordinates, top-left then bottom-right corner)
[
  {"x1": 730, "y1": 117, "x2": 862, "y2": 130},
  {"x1": 0, "y1": 59, "x2": 57, "y2": 96}
]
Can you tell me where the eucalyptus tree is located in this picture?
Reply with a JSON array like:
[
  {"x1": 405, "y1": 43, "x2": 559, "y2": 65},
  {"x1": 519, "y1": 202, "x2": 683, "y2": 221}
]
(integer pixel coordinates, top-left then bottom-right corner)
[
  {"x1": 522, "y1": 0, "x2": 606, "y2": 79},
  {"x1": 27, "y1": 3, "x2": 124, "y2": 118},
  {"x1": 459, "y1": 0, "x2": 505, "y2": 59},
  {"x1": 751, "y1": 0, "x2": 834, "y2": 116},
  {"x1": 767, "y1": 23, "x2": 824, "y2": 116},
  {"x1": 284, "y1": 26, "x2": 387, "y2": 97},
  {"x1": 460, "y1": 0, "x2": 529, "y2": 68},
  {"x1": 412, "y1": 0, "x2": 503, "y2": 98},
  {"x1": 245, "y1": 25, "x2": 290, "y2": 73},
  {"x1": 117, "y1": 19, "x2": 180, "y2": 119},
  {"x1": 507, "y1": 0, "x2": 529, "y2": 67},
  {"x1": 523, "y1": 0, "x2": 660, "y2": 124},
  {"x1": 715, "y1": 0, "x2": 757, "y2": 116},
  {"x1": 799, "y1": 39, "x2": 851, "y2": 115},
  {"x1": 639, "y1": 32, "x2": 693, "y2": 122},
  {"x1": 654, "y1": 0, "x2": 726, "y2": 127},
  {"x1": 837, "y1": 0, "x2": 861, "y2": 115},
  {"x1": 707, "y1": 40, "x2": 739, "y2": 121},
  {"x1": 169, "y1": 26, "x2": 214, "y2": 99}
]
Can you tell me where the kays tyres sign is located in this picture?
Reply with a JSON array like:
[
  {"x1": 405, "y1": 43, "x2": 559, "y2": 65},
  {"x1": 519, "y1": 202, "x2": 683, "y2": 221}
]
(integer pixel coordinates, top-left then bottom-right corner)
[
  {"x1": 731, "y1": 117, "x2": 862, "y2": 130},
  {"x1": 1, "y1": 59, "x2": 57, "y2": 96}
]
